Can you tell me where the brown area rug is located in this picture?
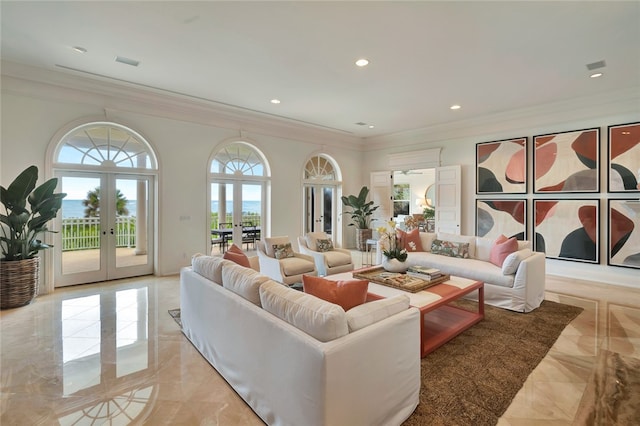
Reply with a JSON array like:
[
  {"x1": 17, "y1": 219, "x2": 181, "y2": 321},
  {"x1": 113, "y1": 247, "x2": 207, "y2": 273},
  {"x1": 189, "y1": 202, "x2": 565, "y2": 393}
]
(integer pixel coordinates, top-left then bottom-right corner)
[{"x1": 402, "y1": 299, "x2": 583, "y2": 426}]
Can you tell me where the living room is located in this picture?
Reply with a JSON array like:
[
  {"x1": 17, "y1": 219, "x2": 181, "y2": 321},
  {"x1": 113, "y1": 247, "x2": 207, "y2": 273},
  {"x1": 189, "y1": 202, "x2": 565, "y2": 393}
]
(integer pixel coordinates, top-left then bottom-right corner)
[{"x1": 1, "y1": 1, "x2": 639, "y2": 424}]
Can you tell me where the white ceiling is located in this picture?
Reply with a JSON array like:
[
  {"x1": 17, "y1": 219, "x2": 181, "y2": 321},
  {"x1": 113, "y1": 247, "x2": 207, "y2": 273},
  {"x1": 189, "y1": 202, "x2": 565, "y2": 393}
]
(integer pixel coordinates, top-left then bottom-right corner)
[{"x1": 2, "y1": 1, "x2": 639, "y2": 138}]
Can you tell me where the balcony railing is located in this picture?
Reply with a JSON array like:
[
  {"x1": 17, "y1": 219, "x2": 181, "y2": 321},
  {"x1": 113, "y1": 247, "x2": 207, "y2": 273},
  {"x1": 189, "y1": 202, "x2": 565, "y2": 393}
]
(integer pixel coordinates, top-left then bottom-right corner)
[{"x1": 62, "y1": 217, "x2": 137, "y2": 251}]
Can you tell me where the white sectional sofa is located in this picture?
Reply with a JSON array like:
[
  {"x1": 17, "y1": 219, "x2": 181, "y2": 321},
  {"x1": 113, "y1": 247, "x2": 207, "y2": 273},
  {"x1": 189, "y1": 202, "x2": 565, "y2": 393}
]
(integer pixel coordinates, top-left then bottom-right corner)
[
  {"x1": 180, "y1": 254, "x2": 421, "y2": 426},
  {"x1": 376, "y1": 232, "x2": 546, "y2": 312}
]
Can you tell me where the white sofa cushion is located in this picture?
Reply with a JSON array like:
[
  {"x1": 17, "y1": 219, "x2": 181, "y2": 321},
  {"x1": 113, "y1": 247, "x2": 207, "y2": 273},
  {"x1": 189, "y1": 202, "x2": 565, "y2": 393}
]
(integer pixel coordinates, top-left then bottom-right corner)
[
  {"x1": 437, "y1": 232, "x2": 477, "y2": 258},
  {"x1": 222, "y1": 263, "x2": 271, "y2": 306},
  {"x1": 419, "y1": 232, "x2": 437, "y2": 252},
  {"x1": 192, "y1": 254, "x2": 232, "y2": 284},
  {"x1": 474, "y1": 237, "x2": 493, "y2": 261},
  {"x1": 345, "y1": 295, "x2": 410, "y2": 332},
  {"x1": 502, "y1": 248, "x2": 533, "y2": 275},
  {"x1": 259, "y1": 280, "x2": 349, "y2": 342}
]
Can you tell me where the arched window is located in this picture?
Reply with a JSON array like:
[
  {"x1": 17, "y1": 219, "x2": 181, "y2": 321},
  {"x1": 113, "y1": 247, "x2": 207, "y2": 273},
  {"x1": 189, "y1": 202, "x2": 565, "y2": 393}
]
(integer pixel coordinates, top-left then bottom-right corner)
[
  {"x1": 209, "y1": 141, "x2": 269, "y2": 253},
  {"x1": 55, "y1": 122, "x2": 157, "y2": 170},
  {"x1": 49, "y1": 122, "x2": 157, "y2": 289},
  {"x1": 302, "y1": 154, "x2": 342, "y2": 239}
]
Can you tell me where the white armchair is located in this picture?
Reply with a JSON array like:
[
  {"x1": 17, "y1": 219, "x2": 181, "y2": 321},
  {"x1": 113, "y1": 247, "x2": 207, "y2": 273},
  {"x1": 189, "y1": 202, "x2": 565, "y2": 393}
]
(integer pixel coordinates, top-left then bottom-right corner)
[
  {"x1": 297, "y1": 232, "x2": 354, "y2": 276},
  {"x1": 256, "y1": 237, "x2": 317, "y2": 285}
]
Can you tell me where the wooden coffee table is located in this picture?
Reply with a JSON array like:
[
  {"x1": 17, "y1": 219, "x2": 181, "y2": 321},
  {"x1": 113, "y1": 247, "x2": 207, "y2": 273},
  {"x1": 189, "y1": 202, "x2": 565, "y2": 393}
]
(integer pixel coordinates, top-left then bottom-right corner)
[{"x1": 330, "y1": 272, "x2": 484, "y2": 357}]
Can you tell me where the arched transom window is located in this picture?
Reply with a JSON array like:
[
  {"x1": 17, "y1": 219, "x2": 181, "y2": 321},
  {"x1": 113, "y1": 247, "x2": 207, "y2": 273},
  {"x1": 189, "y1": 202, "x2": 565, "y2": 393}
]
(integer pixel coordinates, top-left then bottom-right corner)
[
  {"x1": 55, "y1": 123, "x2": 157, "y2": 170},
  {"x1": 210, "y1": 142, "x2": 266, "y2": 176},
  {"x1": 304, "y1": 155, "x2": 337, "y2": 181}
]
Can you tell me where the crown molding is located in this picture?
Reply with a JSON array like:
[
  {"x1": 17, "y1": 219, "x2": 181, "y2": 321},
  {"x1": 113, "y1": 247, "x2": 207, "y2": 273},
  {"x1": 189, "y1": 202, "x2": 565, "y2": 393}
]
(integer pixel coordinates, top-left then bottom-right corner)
[
  {"x1": 364, "y1": 87, "x2": 640, "y2": 150},
  {"x1": 0, "y1": 61, "x2": 365, "y2": 150}
]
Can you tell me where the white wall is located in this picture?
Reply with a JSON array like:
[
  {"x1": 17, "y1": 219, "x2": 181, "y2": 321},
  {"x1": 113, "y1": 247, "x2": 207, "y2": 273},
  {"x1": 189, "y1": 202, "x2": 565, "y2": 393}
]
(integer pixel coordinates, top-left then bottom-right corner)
[
  {"x1": 363, "y1": 89, "x2": 640, "y2": 288},
  {"x1": 1, "y1": 69, "x2": 364, "y2": 288}
]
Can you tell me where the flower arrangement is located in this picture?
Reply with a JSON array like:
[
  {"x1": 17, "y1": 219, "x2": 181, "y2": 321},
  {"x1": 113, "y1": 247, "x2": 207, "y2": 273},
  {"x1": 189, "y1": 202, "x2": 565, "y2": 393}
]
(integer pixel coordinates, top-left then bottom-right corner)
[{"x1": 376, "y1": 220, "x2": 408, "y2": 262}]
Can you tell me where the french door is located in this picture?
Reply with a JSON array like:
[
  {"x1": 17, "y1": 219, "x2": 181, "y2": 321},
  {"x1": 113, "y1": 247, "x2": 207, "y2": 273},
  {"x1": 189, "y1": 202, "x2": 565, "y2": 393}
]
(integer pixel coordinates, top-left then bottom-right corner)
[
  {"x1": 54, "y1": 172, "x2": 154, "y2": 287},
  {"x1": 211, "y1": 180, "x2": 263, "y2": 249},
  {"x1": 304, "y1": 185, "x2": 336, "y2": 236}
]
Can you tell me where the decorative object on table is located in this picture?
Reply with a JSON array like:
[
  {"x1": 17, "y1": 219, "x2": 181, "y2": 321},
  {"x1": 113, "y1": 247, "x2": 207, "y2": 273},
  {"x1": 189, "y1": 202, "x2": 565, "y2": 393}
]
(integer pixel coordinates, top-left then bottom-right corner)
[
  {"x1": 353, "y1": 266, "x2": 450, "y2": 292},
  {"x1": 533, "y1": 199, "x2": 600, "y2": 263},
  {"x1": 533, "y1": 127, "x2": 600, "y2": 193},
  {"x1": 340, "y1": 185, "x2": 379, "y2": 251},
  {"x1": 476, "y1": 136, "x2": 528, "y2": 194},
  {"x1": 406, "y1": 265, "x2": 442, "y2": 280},
  {"x1": 607, "y1": 199, "x2": 640, "y2": 269},
  {"x1": 1, "y1": 165, "x2": 66, "y2": 309},
  {"x1": 607, "y1": 121, "x2": 640, "y2": 192},
  {"x1": 475, "y1": 199, "x2": 527, "y2": 240},
  {"x1": 376, "y1": 220, "x2": 408, "y2": 272}
]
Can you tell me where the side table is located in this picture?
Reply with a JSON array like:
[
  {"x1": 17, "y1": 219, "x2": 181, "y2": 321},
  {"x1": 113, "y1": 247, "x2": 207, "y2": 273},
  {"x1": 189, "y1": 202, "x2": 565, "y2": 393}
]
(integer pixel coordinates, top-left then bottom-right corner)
[{"x1": 362, "y1": 238, "x2": 378, "y2": 267}]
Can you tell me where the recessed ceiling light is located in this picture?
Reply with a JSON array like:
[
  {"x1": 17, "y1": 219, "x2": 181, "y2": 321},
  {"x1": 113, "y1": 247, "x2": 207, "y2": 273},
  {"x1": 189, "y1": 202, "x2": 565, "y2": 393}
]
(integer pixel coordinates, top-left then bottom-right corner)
[
  {"x1": 355, "y1": 59, "x2": 369, "y2": 67},
  {"x1": 72, "y1": 46, "x2": 87, "y2": 53},
  {"x1": 270, "y1": 99, "x2": 281, "y2": 104},
  {"x1": 450, "y1": 104, "x2": 461, "y2": 110},
  {"x1": 368, "y1": 125, "x2": 375, "y2": 129},
  {"x1": 590, "y1": 72, "x2": 603, "y2": 78}
]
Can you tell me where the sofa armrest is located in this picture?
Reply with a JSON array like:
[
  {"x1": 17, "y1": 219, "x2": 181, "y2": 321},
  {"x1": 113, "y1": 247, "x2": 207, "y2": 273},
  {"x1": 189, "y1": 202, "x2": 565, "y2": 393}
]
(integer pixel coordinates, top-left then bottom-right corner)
[
  {"x1": 257, "y1": 248, "x2": 286, "y2": 282},
  {"x1": 513, "y1": 252, "x2": 546, "y2": 312},
  {"x1": 248, "y1": 255, "x2": 260, "y2": 271}
]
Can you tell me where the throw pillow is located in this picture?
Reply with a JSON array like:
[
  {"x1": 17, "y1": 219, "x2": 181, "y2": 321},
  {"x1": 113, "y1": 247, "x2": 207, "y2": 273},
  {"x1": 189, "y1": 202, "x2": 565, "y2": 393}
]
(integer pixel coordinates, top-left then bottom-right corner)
[
  {"x1": 431, "y1": 239, "x2": 470, "y2": 258},
  {"x1": 223, "y1": 243, "x2": 251, "y2": 268},
  {"x1": 302, "y1": 275, "x2": 369, "y2": 311},
  {"x1": 305, "y1": 231, "x2": 328, "y2": 250},
  {"x1": 315, "y1": 238, "x2": 334, "y2": 252},
  {"x1": 264, "y1": 236, "x2": 290, "y2": 257},
  {"x1": 489, "y1": 235, "x2": 518, "y2": 267},
  {"x1": 397, "y1": 228, "x2": 424, "y2": 252},
  {"x1": 273, "y1": 242, "x2": 295, "y2": 259},
  {"x1": 502, "y1": 248, "x2": 533, "y2": 275}
]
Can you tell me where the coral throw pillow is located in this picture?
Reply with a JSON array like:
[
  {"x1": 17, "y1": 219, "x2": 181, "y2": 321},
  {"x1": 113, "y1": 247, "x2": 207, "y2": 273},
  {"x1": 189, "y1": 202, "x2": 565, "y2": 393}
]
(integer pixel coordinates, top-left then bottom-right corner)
[
  {"x1": 223, "y1": 243, "x2": 251, "y2": 268},
  {"x1": 302, "y1": 275, "x2": 369, "y2": 311},
  {"x1": 489, "y1": 235, "x2": 519, "y2": 267},
  {"x1": 397, "y1": 228, "x2": 424, "y2": 252}
]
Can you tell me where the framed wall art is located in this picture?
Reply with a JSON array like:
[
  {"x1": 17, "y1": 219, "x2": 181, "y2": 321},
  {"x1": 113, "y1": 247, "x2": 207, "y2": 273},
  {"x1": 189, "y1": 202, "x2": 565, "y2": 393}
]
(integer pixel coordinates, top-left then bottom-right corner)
[
  {"x1": 608, "y1": 199, "x2": 640, "y2": 269},
  {"x1": 476, "y1": 199, "x2": 527, "y2": 240},
  {"x1": 608, "y1": 122, "x2": 640, "y2": 192},
  {"x1": 533, "y1": 199, "x2": 599, "y2": 263},
  {"x1": 533, "y1": 128, "x2": 600, "y2": 193},
  {"x1": 476, "y1": 137, "x2": 527, "y2": 194}
]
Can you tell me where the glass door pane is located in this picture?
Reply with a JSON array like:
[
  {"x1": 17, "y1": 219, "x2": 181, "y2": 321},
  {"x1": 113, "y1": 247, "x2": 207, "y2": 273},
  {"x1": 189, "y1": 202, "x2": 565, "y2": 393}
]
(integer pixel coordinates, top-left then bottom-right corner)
[
  {"x1": 211, "y1": 182, "x2": 234, "y2": 253},
  {"x1": 59, "y1": 176, "x2": 104, "y2": 277},
  {"x1": 322, "y1": 187, "x2": 334, "y2": 236},
  {"x1": 114, "y1": 177, "x2": 149, "y2": 269}
]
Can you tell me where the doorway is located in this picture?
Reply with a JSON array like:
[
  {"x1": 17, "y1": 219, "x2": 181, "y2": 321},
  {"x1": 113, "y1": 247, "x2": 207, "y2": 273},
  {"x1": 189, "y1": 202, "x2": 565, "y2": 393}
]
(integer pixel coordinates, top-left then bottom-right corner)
[{"x1": 55, "y1": 173, "x2": 154, "y2": 286}]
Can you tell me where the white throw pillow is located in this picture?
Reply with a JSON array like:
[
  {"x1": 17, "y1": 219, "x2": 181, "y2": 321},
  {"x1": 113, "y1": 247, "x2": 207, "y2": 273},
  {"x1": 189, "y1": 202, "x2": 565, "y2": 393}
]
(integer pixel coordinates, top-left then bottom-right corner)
[
  {"x1": 502, "y1": 248, "x2": 533, "y2": 275},
  {"x1": 222, "y1": 263, "x2": 270, "y2": 306},
  {"x1": 345, "y1": 294, "x2": 410, "y2": 332},
  {"x1": 419, "y1": 232, "x2": 437, "y2": 253},
  {"x1": 437, "y1": 232, "x2": 476, "y2": 258},
  {"x1": 259, "y1": 281, "x2": 348, "y2": 342}
]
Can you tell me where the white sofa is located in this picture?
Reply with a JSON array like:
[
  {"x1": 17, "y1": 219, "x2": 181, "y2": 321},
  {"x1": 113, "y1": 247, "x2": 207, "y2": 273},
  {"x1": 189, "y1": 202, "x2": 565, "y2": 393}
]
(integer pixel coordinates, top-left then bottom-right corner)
[
  {"x1": 180, "y1": 255, "x2": 421, "y2": 426},
  {"x1": 376, "y1": 232, "x2": 546, "y2": 313}
]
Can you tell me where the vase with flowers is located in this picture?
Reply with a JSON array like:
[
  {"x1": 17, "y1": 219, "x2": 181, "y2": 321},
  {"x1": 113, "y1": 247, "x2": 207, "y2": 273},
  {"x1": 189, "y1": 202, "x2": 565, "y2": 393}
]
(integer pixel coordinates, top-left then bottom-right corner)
[{"x1": 376, "y1": 220, "x2": 408, "y2": 273}]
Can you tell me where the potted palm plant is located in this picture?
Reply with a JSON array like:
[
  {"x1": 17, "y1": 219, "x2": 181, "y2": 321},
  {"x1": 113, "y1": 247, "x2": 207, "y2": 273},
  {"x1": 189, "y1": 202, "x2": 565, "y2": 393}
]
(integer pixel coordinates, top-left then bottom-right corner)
[
  {"x1": 341, "y1": 186, "x2": 379, "y2": 251},
  {"x1": 1, "y1": 165, "x2": 66, "y2": 309}
]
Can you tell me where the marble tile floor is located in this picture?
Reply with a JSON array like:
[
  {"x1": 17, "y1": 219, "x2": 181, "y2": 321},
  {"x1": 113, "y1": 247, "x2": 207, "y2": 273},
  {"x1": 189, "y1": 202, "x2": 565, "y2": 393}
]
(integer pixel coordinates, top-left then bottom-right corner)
[{"x1": 1, "y1": 271, "x2": 639, "y2": 425}]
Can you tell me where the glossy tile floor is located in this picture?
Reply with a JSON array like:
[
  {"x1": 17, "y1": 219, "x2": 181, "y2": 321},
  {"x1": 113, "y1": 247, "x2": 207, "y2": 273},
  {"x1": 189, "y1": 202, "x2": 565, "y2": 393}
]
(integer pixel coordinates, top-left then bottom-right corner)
[{"x1": 1, "y1": 261, "x2": 639, "y2": 425}]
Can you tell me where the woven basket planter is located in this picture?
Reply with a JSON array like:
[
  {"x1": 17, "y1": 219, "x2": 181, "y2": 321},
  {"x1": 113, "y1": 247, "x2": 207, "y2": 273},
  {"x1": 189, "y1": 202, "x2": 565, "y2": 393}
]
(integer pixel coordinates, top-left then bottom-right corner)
[
  {"x1": 355, "y1": 228, "x2": 373, "y2": 252},
  {"x1": 0, "y1": 257, "x2": 39, "y2": 309}
]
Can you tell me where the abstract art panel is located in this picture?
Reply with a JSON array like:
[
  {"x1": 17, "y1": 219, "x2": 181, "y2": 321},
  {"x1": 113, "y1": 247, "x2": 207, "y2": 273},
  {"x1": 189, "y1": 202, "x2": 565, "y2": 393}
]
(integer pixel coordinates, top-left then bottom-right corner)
[
  {"x1": 534, "y1": 199, "x2": 599, "y2": 263},
  {"x1": 476, "y1": 199, "x2": 527, "y2": 240},
  {"x1": 608, "y1": 122, "x2": 640, "y2": 192},
  {"x1": 534, "y1": 128, "x2": 600, "y2": 193},
  {"x1": 608, "y1": 199, "x2": 640, "y2": 269},
  {"x1": 476, "y1": 137, "x2": 527, "y2": 194}
]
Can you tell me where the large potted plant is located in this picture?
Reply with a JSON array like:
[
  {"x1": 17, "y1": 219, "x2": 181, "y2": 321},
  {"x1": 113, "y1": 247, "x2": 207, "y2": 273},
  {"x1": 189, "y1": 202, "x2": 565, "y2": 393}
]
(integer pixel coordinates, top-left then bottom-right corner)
[
  {"x1": 1, "y1": 166, "x2": 66, "y2": 309},
  {"x1": 341, "y1": 186, "x2": 379, "y2": 251}
]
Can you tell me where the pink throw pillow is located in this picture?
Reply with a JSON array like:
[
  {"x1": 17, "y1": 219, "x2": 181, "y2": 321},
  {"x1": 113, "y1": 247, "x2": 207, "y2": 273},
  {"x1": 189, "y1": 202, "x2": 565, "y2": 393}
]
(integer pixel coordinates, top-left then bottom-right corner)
[
  {"x1": 223, "y1": 243, "x2": 251, "y2": 268},
  {"x1": 302, "y1": 275, "x2": 369, "y2": 311},
  {"x1": 489, "y1": 235, "x2": 518, "y2": 267},
  {"x1": 397, "y1": 228, "x2": 424, "y2": 252}
]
